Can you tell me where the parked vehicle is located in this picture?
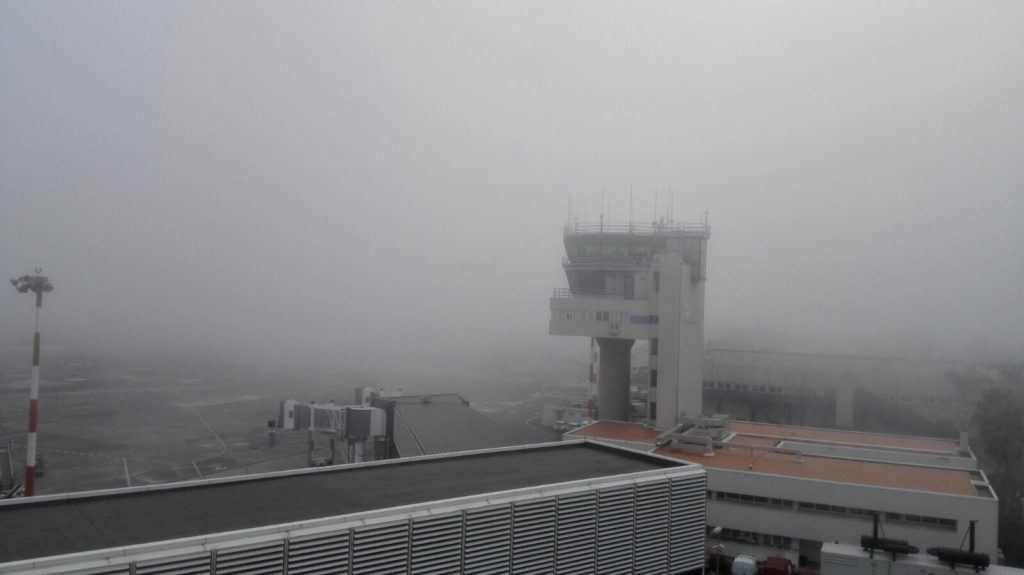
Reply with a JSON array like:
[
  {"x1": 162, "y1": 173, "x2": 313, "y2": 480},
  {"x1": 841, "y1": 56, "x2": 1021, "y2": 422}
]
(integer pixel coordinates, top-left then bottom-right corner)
[
  {"x1": 761, "y1": 557, "x2": 795, "y2": 575},
  {"x1": 731, "y1": 555, "x2": 758, "y2": 575}
]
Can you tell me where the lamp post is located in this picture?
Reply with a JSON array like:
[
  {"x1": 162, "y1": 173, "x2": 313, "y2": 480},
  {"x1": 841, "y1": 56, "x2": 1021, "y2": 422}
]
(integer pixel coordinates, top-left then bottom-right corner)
[
  {"x1": 711, "y1": 526, "x2": 725, "y2": 575},
  {"x1": 10, "y1": 270, "x2": 53, "y2": 496}
]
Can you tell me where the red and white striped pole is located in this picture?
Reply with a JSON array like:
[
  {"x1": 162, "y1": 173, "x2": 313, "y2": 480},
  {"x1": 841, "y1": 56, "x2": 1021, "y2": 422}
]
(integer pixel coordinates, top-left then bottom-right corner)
[
  {"x1": 588, "y1": 337, "x2": 597, "y2": 420},
  {"x1": 11, "y1": 272, "x2": 52, "y2": 497},
  {"x1": 25, "y1": 288, "x2": 42, "y2": 496}
]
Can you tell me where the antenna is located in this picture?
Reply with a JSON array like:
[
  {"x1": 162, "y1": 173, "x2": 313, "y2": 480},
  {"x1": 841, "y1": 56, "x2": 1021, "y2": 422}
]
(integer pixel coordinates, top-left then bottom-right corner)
[{"x1": 629, "y1": 185, "x2": 634, "y2": 233}]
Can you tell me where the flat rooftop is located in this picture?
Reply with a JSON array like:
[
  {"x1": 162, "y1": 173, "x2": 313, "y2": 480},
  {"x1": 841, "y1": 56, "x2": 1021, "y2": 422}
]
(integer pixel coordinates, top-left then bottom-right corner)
[
  {"x1": 729, "y1": 421, "x2": 961, "y2": 453},
  {"x1": 567, "y1": 421, "x2": 979, "y2": 497},
  {"x1": 387, "y1": 393, "x2": 520, "y2": 457},
  {"x1": 0, "y1": 442, "x2": 682, "y2": 563},
  {"x1": 652, "y1": 445, "x2": 977, "y2": 497}
]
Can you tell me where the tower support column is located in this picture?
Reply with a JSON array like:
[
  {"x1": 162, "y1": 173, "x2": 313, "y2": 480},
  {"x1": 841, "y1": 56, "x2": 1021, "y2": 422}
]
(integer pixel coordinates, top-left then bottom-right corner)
[{"x1": 597, "y1": 338, "x2": 633, "y2": 421}]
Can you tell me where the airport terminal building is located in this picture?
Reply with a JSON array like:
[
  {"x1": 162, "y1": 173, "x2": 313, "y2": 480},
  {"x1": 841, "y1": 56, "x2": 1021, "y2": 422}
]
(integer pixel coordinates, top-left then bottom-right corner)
[
  {"x1": 0, "y1": 441, "x2": 707, "y2": 575},
  {"x1": 566, "y1": 417, "x2": 998, "y2": 566}
]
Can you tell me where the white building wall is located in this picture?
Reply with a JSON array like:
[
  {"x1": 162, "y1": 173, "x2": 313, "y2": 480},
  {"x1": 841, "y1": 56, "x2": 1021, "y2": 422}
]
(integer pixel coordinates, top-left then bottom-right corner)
[
  {"x1": 655, "y1": 254, "x2": 684, "y2": 429},
  {"x1": 655, "y1": 254, "x2": 705, "y2": 428},
  {"x1": 549, "y1": 296, "x2": 655, "y2": 340},
  {"x1": 679, "y1": 258, "x2": 706, "y2": 421},
  {"x1": 705, "y1": 467, "x2": 999, "y2": 558}
]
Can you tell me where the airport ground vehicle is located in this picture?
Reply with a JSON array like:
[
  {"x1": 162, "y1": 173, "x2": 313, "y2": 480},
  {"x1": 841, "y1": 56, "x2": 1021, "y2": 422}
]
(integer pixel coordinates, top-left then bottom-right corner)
[
  {"x1": 761, "y1": 557, "x2": 795, "y2": 575},
  {"x1": 732, "y1": 555, "x2": 758, "y2": 575}
]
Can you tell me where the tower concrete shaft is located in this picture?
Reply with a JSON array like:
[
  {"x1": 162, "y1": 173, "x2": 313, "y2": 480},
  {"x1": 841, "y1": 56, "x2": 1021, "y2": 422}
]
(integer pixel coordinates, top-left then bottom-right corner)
[{"x1": 596, "y1": 338, "x2": 633, "y2": 421}]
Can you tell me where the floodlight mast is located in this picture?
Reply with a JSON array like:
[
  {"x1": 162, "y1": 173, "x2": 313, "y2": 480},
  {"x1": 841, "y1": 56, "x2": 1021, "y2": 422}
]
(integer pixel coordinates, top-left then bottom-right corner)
[{"x1": 10, "y1": 270, "x2": 53, "y2": 497}]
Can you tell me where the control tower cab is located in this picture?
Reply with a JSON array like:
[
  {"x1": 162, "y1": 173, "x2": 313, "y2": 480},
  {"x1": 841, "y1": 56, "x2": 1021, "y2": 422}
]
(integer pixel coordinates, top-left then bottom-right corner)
[{"x1": 549, "y1": 220, "x2": 709, "y2": 429}]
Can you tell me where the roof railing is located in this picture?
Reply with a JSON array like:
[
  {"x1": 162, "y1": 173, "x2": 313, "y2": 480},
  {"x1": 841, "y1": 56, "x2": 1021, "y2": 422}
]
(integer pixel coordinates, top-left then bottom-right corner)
[{"x1": 564, "y1": 220, "x2": 710, "y2": 237}]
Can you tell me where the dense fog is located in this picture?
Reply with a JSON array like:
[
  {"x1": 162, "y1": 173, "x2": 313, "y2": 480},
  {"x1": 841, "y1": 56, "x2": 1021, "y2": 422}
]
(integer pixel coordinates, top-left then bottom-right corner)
[{"x1": 2, "y1": 1, "x2": 1023, "y2": 373}]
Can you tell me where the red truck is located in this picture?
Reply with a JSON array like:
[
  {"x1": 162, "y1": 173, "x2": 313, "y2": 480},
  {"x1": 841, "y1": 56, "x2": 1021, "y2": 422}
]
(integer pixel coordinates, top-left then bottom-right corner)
[{"x1": 760, "y1": 557, "x2": 795, "y2": 575}]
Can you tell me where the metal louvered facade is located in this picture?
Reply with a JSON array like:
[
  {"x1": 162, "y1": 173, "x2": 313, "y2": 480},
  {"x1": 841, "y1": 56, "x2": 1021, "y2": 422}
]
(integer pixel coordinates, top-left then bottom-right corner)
[
  {"x1": 669, "y1": 475, "x2": 708, "y2": 573},
  {"x1": 555, "y1": 491, "x2": 597, "y2": 575},
  {"x1": 136, "y1": 552, "x2": 211, "y2": 575},
  {"x1": 462, "y1": 505, "x2": 511, "y2": 575},
  {"x1": 287, "y1": 531, "x2": 350, "y2": 575},
  {"x1": 1, "y1": 442, "x2": 706, "y2": 575}
]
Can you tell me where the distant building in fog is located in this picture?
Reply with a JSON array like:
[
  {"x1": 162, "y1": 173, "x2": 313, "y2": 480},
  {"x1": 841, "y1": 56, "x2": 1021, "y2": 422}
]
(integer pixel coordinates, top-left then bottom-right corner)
[{"x1": 702, "y1": 348, "x2": 995, "y2": 429}]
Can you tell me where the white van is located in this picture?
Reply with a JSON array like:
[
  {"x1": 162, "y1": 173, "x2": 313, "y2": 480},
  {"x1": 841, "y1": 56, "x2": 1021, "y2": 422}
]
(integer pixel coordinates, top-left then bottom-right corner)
[{"x1": 731, "y1": 555, "x2": 758, "y2": 575}]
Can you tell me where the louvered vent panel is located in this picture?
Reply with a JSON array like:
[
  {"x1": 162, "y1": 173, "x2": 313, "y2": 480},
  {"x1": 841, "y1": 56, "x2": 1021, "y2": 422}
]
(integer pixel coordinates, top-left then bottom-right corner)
[
  {"x1": 215, "y1": 541, "x2": 284, "y2": 575},
  {"x1": 633, "y1": 480, "x2": 670, "y2": 575},
  {"x1": 410, "y1": 513, "x2": 463, "y2": 575},
  {"x1": 511, "y1": 498, "x2": 555, "y2": 575},
  {"x1": 136, "y1": 552, "x2": 211, "y2": 575},
  {"x1": 352, "y1": 522, "x2": 410, "y2": 575},
  {"x1": 596, "y1": 485, "x2": 635, "y2": 575},
  {"x1": 64, "y1": 568, "x2": 131, "y2": 575},
  {"x1": 288, "y1": 530, "x2": 351, "y2": 575},
  {"x1": 555, "y1": 492, "x2": 597, "y2": 575},
  {"x1": 669, "y1": 474, "x2": 707, "y2": 574},
  {"x1": 463, "y1": 505, "x2": 511, "y2": 575}
]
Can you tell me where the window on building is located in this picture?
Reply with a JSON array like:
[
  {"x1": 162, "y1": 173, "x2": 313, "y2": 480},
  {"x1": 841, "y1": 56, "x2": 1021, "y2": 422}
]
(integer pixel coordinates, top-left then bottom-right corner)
[
  {"x1": 766, "y1": 535, "x2": 793, "y2": 549},
  {"x1": 650, "y1": 369, "x2": 658, "y2": 388},
  {"x1": 721, "y1": 529, "x2": 758, "y2": 544},
  {"x1": 650, "y1": 338, "x2": 658, "y2": 355},
  {"x1": 649, "y1": 401, "x2": 657, "y2": 420}
]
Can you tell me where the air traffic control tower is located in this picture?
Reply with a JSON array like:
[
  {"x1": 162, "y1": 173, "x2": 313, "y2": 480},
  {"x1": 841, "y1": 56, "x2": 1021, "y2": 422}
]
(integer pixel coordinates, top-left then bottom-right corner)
[{"x1": 550, "y1": 219, "x2": 710, "y2": 429}]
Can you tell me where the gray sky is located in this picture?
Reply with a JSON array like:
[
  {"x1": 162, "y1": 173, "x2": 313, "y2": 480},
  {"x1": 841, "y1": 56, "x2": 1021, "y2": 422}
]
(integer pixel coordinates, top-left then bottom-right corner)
[{"x1": 2, "y1": 1, "x2": 1022, "y2": 368}]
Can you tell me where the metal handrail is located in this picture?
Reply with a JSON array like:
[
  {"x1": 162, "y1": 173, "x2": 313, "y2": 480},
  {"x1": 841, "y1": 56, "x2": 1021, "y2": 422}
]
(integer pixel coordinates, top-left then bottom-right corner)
[
  {"x1": 564, "y1": 221, "x2": 710, "y2": 236},
  {"x1": 551, "y1": 288, "x2": 625, "y2": 299}
]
